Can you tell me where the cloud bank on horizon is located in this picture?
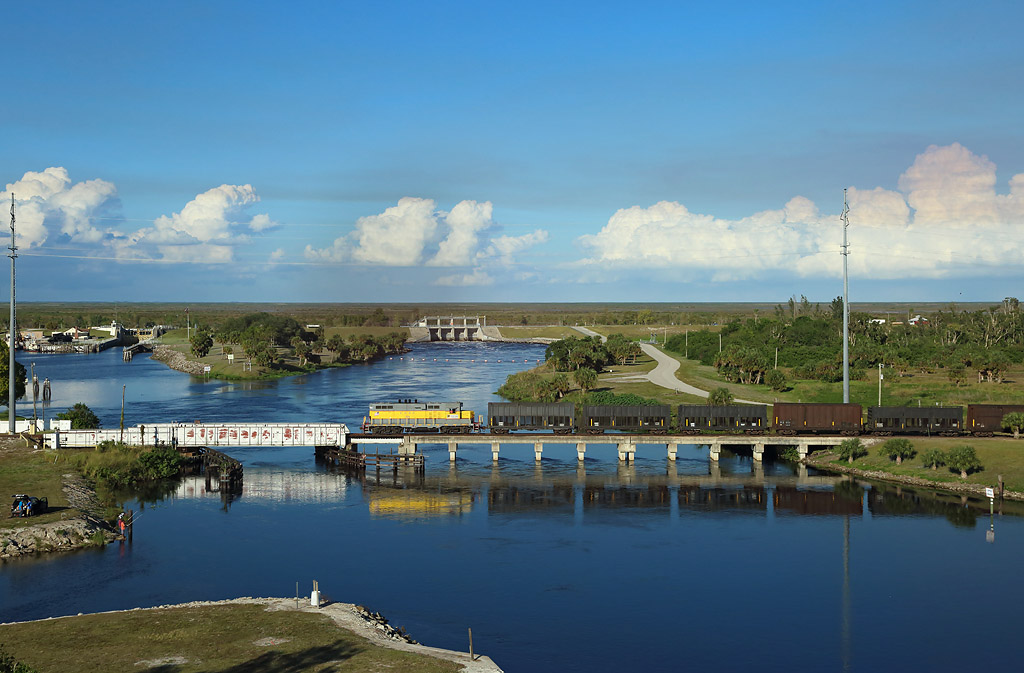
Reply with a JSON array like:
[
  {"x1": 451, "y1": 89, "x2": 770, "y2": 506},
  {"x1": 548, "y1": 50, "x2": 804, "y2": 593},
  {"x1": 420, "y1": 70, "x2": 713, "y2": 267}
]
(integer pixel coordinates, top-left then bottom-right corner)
[
  {"x1": 3, "y1": 143, "x2": 1023, "y2": 292},
  {"x1": 579, "y1": 143, "x2": 1024, "y2": 282}
]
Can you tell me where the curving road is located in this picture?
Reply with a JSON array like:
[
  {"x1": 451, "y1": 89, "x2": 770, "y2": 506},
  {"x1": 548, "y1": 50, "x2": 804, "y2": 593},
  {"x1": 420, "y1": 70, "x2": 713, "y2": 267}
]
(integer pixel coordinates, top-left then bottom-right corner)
[{"x1": 573, "y1": 326, "x2": 762, "y2": 404}]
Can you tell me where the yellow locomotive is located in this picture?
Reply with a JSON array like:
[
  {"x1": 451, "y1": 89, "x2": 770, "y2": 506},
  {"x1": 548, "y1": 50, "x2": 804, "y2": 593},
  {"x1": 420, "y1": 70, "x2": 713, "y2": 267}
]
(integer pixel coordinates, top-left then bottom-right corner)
[{"x1": 362, "y1": 399, "x2": 477, "y2": 434}]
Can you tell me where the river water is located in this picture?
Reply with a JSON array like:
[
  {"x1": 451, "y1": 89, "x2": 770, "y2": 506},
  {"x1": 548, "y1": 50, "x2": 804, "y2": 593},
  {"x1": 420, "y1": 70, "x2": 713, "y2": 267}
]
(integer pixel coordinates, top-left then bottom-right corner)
[{"x1": 2, "y1": 344, "x2": 1022, "y2": 671}]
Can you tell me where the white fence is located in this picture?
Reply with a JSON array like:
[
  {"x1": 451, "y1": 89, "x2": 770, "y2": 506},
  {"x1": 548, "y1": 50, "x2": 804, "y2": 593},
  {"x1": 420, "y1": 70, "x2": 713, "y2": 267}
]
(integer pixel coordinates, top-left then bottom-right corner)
[
  {"x1": 46, "y1": 422, "x2": 348, "y2": 449},
  {"x1": 11, "y1": 419, "x2": 71, "y2": 433}
]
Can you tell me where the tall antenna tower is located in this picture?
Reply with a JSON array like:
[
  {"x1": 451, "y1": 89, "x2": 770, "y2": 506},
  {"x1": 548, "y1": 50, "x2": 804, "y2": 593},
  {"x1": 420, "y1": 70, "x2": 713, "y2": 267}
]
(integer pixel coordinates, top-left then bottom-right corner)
[
  {"x1": 841, "y1": 188, "x2": 850, "y2": 404},
  {"x1": 8, "y1": 194, "x2": 17, "y2": 433}
]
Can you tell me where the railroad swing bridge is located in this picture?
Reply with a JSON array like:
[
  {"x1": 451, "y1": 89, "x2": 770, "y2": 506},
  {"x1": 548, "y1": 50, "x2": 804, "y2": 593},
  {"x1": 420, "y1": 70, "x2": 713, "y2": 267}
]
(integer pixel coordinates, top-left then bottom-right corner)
[{"x1": 47, "y1": 422, "x2": 850, "y2": 465}]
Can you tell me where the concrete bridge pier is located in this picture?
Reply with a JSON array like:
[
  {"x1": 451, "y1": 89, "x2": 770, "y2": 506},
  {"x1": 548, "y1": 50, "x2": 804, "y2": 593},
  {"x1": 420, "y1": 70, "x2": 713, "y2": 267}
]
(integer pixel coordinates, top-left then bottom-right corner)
[
  {"x1": 796, "y1": 442, "x2": 810, "y2": 460},
  {"x1": 617, "y1": 442, "x2": 635, "y2": 462},
  {"x1": 399, "y1": 440, "x2": 418, "y2": 463},
  {"x1": 752, "y1": 442, "x2": 766, "y2": 462},
  {"x1": 491, "y1": 441, "x2": 500, "y2": 462},
  {"x1": 707, "y1": 443, "x2": 721, "y2": 461},
  {"x1": 534, "y1": 441, "x2": 543, "y2": 462},
  {"x1": 448, "y1": 441, "x2": 457, "y2": 462},
  {"x1": 576, "y1": 442, "x2": 586, "y2": 462},
  {"x1": 667, "y1": 442, "x2": 678, "y2": 461}
]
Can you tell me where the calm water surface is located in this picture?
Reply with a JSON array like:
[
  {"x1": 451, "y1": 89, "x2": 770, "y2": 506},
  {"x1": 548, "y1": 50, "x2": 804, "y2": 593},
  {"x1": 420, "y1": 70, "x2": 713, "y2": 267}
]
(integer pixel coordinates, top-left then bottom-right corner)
[{"x1": 2, "y1": 345, "x2": 1022, "y2": 672}]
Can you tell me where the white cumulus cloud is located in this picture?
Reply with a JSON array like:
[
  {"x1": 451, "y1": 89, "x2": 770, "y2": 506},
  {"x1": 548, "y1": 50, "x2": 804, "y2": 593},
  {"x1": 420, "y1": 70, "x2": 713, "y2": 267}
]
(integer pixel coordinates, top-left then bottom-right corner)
[
  {"x1": 119, "y1": 183, "x2": 272, "y2": 263},
  {"x1": 2, "y1": 167, "x2": 118, "y2": 247},
  {"x1": 305, "y1": 197, "x2": 546, "y2": 273},
  {"x1": 579, "y1": 143, "x2": 1024, "y2": 281}
]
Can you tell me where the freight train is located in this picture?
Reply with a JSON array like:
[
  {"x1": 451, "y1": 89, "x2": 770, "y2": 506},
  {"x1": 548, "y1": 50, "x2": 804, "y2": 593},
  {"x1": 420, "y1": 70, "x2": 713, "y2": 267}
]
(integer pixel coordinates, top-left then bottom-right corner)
[{"x1": 362, "y1": 400, "x2": 1024, "y2": 437}]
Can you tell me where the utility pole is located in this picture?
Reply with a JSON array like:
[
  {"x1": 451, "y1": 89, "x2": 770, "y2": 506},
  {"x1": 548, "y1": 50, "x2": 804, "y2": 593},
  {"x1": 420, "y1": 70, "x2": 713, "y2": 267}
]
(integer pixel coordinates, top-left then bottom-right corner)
[
  {"x1": 30, "y1": 362, "x2": 37, "y2": 430},
  {"x1": 186, "y1": 307, "x2": 190, "y2": 342},
  {"x1": 841, "y1": 189, "x2": 851, "y2": 404},
  {"x1": 878, "y1": 362, "x2": 883, "y2": 406},
  {"x1": 8, "y1": 194, "x2": 16, "y2": 434},
  {"x1": 120, "y1": 384, "x2": 126, "y2": 443}
]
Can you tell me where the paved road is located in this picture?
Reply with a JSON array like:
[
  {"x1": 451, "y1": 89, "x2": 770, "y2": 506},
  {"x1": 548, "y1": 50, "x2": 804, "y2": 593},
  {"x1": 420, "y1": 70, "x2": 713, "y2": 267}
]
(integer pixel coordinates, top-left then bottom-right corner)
[
  {"x1": 573, "y1": 326, "x2": 762, "y2": 404},
  {"x1": 571, "y1": 326, "x2": 606, "y2": 342}
]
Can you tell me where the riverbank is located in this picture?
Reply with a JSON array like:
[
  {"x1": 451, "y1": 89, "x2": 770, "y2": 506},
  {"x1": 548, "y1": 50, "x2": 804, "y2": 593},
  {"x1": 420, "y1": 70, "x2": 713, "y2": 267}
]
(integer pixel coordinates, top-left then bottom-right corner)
[
  {"x1": 1, "y1": 440, "x2": 118, "y2": 560},
  {"x1": 0, "y1": 597, "x2": 502, "y2": 672},
  {"x1": 803, "y1": 439, "x2": 1024, "y2": 500}
]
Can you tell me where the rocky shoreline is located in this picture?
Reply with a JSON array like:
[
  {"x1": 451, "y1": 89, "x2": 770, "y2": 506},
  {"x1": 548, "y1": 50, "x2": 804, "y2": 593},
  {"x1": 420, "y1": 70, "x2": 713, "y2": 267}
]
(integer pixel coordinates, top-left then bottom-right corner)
[
  {"x1": 804, "y1": 450, "x2": 1024, "y2": 501},
  {"x1": 149, "y1": 344, "x2": 209, "y2": 376},
  {"x1": 1, "y1": 473, "x2": 117, "y2": 560}
]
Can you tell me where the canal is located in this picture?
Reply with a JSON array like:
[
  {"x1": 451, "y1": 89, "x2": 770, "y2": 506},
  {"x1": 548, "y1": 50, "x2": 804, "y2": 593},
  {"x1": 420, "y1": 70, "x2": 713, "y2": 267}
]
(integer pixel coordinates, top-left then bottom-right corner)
[{"x1": 1, "y1": 344, "x2": 1022, "y2": 671}]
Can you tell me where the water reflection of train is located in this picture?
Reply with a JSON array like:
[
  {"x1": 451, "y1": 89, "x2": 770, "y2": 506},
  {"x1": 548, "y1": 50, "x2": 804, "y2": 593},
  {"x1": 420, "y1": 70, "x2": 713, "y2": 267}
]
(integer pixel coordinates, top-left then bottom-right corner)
[{"x1": 362, "y1": 401, "x2": 1024, "y2": 437}]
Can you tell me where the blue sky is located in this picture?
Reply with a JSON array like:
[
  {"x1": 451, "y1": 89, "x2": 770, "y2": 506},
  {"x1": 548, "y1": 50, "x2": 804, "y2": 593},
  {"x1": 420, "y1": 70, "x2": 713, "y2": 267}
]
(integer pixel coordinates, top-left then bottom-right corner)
[{"x1": 4, "y1": 1, "x2": 1024, "y2": 303}]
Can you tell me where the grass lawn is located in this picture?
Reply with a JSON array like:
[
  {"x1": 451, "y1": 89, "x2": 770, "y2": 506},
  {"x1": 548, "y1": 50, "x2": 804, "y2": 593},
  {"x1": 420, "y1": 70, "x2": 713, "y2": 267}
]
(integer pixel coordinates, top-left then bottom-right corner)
[
  {"x1": 497, "y1": 326, "x2": 579, "y2": 340},
  {"x1": 0, "y1": 447, "x2": 76, "y2": 530},
  {"x1": 0, "y1": 603, "x2": 459, "y2": 673},
  {"x1": 588, "y1": 324, "x2": 721, "y2": 340},
  {"x1": 641, "y1": 343, "x2": 1024, "y2": 408},
  {"x1": 323, "y1": 326, "x2": 411, "y2": 339},
  {"x1": 831, "y1": 436, "x2": 1024, "y2": 492}
]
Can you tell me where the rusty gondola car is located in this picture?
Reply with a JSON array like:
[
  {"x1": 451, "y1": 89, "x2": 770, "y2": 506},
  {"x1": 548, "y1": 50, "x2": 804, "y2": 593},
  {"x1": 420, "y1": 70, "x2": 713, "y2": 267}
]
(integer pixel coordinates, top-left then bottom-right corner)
[
  {"x1": 866, "y1": 406, "x2": 962, "y2": 436},
  {"x1": 676, "y1": 404, "x2": 768, "y2": 434},
  {"x1": 966, "y1": 404, "x2": 1024, "y2": 436},
  {"x1": 487, "y1": 402, "x2": 576, "y2": 434},
  {"x1": 773, "y1": 403, "x2": 863, "y2": 435},
  {"x1": 581, "y1": 405, "x2": 672, "y2": 434}
]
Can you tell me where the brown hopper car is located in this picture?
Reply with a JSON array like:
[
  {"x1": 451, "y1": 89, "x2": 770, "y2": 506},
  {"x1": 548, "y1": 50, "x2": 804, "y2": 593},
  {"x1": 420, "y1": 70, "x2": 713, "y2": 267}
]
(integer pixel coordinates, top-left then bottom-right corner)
[
  {"x1": 965, "y1": 404, "x2": 1024, "y2": 436},
  {"x1": 773, "y1": 403, "x2": 863, "y2": 435}
]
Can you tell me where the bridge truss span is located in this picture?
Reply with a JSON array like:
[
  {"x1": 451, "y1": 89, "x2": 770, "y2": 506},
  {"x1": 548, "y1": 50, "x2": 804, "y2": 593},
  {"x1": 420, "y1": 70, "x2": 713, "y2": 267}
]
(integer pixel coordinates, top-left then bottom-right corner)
[{"x1": 47, "y1": 422, "x2": 349, "y2": 449}]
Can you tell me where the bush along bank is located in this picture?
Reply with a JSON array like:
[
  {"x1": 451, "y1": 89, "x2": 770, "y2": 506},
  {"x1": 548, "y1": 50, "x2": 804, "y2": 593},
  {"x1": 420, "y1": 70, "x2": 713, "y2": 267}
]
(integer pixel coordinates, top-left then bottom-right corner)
[{"x1": 58, "y1": 441, "x2": 185, "y2": 491}]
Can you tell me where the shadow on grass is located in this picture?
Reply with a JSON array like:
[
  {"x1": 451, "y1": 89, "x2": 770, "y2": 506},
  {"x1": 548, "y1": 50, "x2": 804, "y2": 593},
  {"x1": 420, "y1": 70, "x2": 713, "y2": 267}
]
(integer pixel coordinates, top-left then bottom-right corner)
[{"x1": 168, "y1": 640, "x2": 363, "y2": 673}]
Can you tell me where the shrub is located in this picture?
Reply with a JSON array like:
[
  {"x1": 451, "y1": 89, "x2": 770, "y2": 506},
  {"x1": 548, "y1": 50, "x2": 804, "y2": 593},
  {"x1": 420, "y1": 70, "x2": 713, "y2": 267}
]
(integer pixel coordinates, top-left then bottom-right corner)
[
  {"x1": 708, "y1": 387, "x2": 734, "y2": 406},
  {"x1": 765, "y1": 369, "x2": 788, "y2": 392},
  {"x1": 836, "y1": 438, "x2": 867, "y2": 464},
  {"x1": 879, "y1": 438, "x2": 916, "y2": 465},
  {"x1": 921, "y1": 448, "x2": 946, "y2": 470},
  {"x1": 946, "y1": 445, "x2": 982, "y2": 479},
  {"x1": 1001, "y1": 412, "x2": 1024, "y2": 439},
  {"x1": 137, "y1": 447, "x2": 185, "y2": 480},
  {"x1": 57, "y1": 402, "x2": 100, "y2": 429}
]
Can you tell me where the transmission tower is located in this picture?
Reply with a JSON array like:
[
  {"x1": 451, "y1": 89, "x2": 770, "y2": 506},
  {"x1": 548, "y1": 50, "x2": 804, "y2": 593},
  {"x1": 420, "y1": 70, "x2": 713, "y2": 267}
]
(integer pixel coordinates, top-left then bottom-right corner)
[
  {"x1": 8, "y1": 194, "x2": 16, "y2": 433},
  {"x1": 841, "y1": 189, "x2": 850, "y2": 404}
]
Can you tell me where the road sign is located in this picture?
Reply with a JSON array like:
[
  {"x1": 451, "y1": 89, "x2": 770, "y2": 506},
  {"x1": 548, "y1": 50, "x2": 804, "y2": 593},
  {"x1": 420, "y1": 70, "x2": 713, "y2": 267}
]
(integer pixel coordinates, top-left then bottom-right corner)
[{"x1": 985, "y1": 487, "x2": 995, "y2": 498}]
